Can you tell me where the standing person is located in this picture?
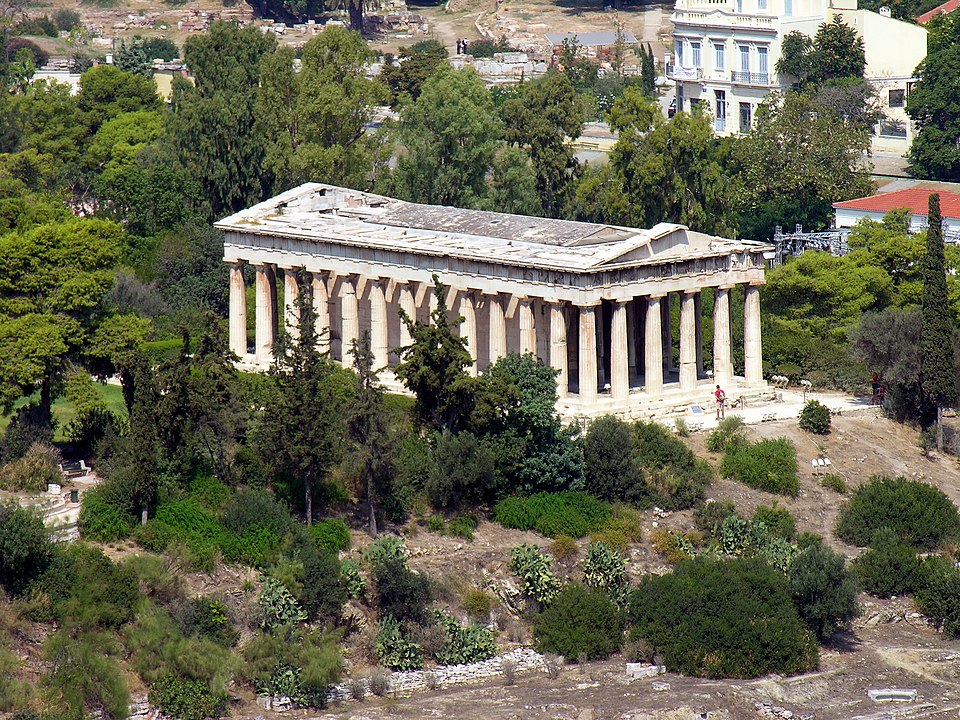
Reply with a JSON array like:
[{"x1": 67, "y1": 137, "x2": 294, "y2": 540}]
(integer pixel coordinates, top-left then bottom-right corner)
[
  {"x1": 871, "y1": 372, "x2": 880, "y2": 404},
  {"x1": 714, "y1": 384, "x2": 726, "y2": 420}
]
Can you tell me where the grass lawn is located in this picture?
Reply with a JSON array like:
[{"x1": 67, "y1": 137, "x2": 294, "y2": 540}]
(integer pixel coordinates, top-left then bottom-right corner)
[{"x1": 1, "y1": 382, "x2": 128, "y2": 442}]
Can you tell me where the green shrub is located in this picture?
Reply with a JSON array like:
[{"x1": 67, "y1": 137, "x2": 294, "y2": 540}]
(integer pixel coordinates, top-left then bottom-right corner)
[
  {"x1": 510, "y1": 544, "x2": 561, "y2": 605},
  {"x1": 122, "y1": 554, "x2": 183, "y2": 605},
  {"x1": 174, "y1": 597, "x2": 237, "y2": 648},
  {"x1": 752, "y1": 503, "x2": 796, "y2": 539},
  {"x1": 462, "y1": 588, "x2": 494, "y2": 618},
  {"x1": 629, "y1": 558, "x2": 819, "y2": 678},
  {"x1": 374, "y1": 615, "x2": 424, "y2": 670},
  {"x1": 582, "y1": 542, "x2": 628, "y2": 607},
  {"x1": 820, "y1": 473, "x2": 847, "y2": 493},
  {"x1": 721, "y1": 438, "x2": 799, "y2": 496},
  {"x1": 633, "y1": 421, "x2": 711, "y2": 509},
  {"x1": 79, "y1": 489, "x2": 134, "y2": 542},
  {"x1": 148, "y1": 674, "x2": 226, "y2": 720},
  {"x1": 133, "y1": 520, "x2": 177, "y2": 553},
  {"x1": 583, "y1": 415, "x2": 647, "y2": 504},
  {"x1": 188, "y1": 475, "x2": 230, "y2": 512},
  {"x1": 299, "y1": 547, "x2": 347, "y2": 624},
  {"x1": 43, "y1": 631, "x2": 129, "y2": 720},
  {"x1": 427, "y1": 431, "x2": 496, "y2": 510},
  {"x1": 449, "y1": 514, "x2": 478, "y2": 541},
  {"x1": 798, "y1": 400, "x2": 831, "y2": 434},
  {"x1": 364, "y1": 535, "x2": 407, "y2": 568},
  {"x1": 426, "y1": 515, "x2": 445, "y2": 534},
  {"x1": 916, "y1": 562, "x2": 960, "y2": 636},
  {"x1": 435, "y1": 612, "x2": 497, "y2": 665},
  {"x1": 851, "y1": 529, "x2": 922, "y2": 598},
  {"x1": 551, "y1": 534, "x2": 579, "y2": 560},
  {"x1": 0, "y1": 503, "x2": 52, "y2": 596},
  {"x1": 0, "y1": 442, "x2": 61, "y2": 493},
  {"x1": 258, "y1": 579, "x2": 307, "y2": 630},
  {"x1": 372, "y1": 556, "x2": 433, "y2": 624},
  {"x1": 310, "y1": 519, "x2": 351, "y2": 554},
  {"x1": 705, "y1": 416, "x2": 746, "y2": 453},
  {"x1": 693, "y1": 500, "x2": 738, "y2": 536},
  {"x1": 787, "y1": 544, "x2": 860, "y2": 640},
  {"x1": 220, "y1": 487, "x2": 295, "y2": 538},
  {"x1": 242, "y1": 627, "x2": 341, "y2": 708},
  {"x1": 836, "y1": 475, "x2": 960, "y2": 550},
  {"x1": 650, "y1": 529, "x2": 697, "y2": 564},
  {"x1": 39, "y1": 544, "x2": 138, "y2": 629},
  {"x1": 589, "y1": 505, "x2": 643, "y2": 551},
  {"x1": 533, "y1": 584, "x2": 624, "y2": 661},
  {"x1": 494, "y1": 492, "x2": 611, "y2": 538}
]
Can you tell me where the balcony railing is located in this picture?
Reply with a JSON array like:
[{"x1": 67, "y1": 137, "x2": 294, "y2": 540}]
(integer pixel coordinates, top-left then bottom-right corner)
[
  {"x1": 715, "y1": 117, "x2": 726, "y2": 132},
  {"x1": 731, "y1": 70, "x2": 770, "y2": 85}
]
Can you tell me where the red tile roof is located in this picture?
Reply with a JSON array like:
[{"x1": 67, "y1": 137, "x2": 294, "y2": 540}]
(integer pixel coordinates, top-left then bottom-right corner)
[
  {"x1": 833, "y1": 188, "x2": 960, "y2": 219},
  {"x1": 917, "y1": 0, "x2": 960, "y2": 24}
]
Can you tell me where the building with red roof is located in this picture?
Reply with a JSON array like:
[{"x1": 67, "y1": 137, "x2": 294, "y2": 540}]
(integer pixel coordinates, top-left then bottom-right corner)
[
  {"x1": 917, "y1": 0, "x2": 960, "y2": 24},
  {"x1": 833, "y1": 188, "x2": 960, "y2": 231}
]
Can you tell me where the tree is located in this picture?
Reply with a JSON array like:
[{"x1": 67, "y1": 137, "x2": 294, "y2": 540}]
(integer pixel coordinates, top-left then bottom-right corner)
[
  {"x1": 583, "y1": 415, "x2": 647, "y2": 504},
  {"x1": 166, "y1": 22, "x2": 277, "y2": 219},
  {"x1": 426, "y1": 431, "x2": 496, "y2": 510},
  {"x1": 260, "y1": 283, "x2": 349, "y2": 524},
  {"x1": 575, "y1": 89, "x2": 733, "y2": 235},
  {"x1": 8, "y1": 48, "x2": 33, "y2": 94},
  {"x1": 533, "y1": 584, "x2": 624, "y2": 661},
  {"x1": 255, "y1": 28, "x2": 389, "y2": 193},
  {"x1": 115, "y1": 39, "x2": 151, "y2": 78},
  {"x1": 0, "y1": 503, "x2": 51, "y2": 595},
  {"x1": 776, "y1": 18, "x2": 865, "y2": 86},
  {"x1": 383, "y1": 66, "x2": 502, "y2": 209},
  {"x1": 638, "y1": 43, "x2": 656, "y2": 96},
  {"x1": 776, "y1": 32, "x2": 814, "y2": 84},
  {"x1": 348, "y1": 331, "x2": 394, "y2": 535},
  {"x1": 907, "y1": 45, "x2": 960, "y2": 181},
  {"x1": 478, "y1": 146, "x2": 540, "y2": 216},
  {"x1": 126, "y1": 356, "x2": 159, "y2": 524},
  {"x1": 501, "y1": 72, "x2": 584, "y2": 218},
  {"x1": 787, "y1": 544, "x2": 859, "y2": 640},
  {"x1": 920, "y1": 193, "x2": 958, "y2": 445},
  {"x1": 140, "y1": 37, "x2": 179, "y2": 62},
  {"x1": 76, "y1": 64, "x2": 160, "y2": 133},
  {"x1": 394, "y1": 277, "x2": 475, "y2": 433},
  {"x1": 380, "y1": 40, "x2": 448, "y2": 105},
  {"x1": 732, "y1": 91, "x2": 875, "y2": 239}
]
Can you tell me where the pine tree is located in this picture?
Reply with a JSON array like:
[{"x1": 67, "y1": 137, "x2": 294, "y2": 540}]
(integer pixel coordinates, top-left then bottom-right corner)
[{"x1": 920, "y1": 193, "x2": 957, "y2": 450}]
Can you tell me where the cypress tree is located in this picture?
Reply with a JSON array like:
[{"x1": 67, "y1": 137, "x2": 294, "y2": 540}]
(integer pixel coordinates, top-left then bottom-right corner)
[{"x1": 920, "y1": 193, "x2": 957, "y2": 450}]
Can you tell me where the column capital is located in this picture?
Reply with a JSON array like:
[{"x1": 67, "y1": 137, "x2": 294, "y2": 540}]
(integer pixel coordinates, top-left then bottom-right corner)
[
  {"x1": 748, "y1": 280, "x2": 766, "y2": 288},
  {"x1": 683, "y1": 288, "x2": 700, "y2": 296},
  {"x1": 646, "y1": 293, "x2": 666, "y2": 300},
  {"x1": 225, "y1": 257, "x2": 245, "y2": 267},
  {"x1": 577, "y1": 300, "x2": 602, "y2": 308}
]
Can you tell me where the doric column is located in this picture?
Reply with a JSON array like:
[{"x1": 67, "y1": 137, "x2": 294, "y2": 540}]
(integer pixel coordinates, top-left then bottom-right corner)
[
  {"x1": 311, "y1": 272, "x2": 331, "y2": 354},
  {"x1": 398, "y1": 282, "x2": 416, "y2": 349},
  {"x1": 460, "y1": 292, "x2": 478, "y2": 377},
  {"x1": 645, "y1": 295, "x2": 664, "y2": 395},
  {"x1": 255, "y1": 264, "x2": 276, "y2": 364},
  {"x1": 578, "y1": 303, "x2": 599, "y2": 404},
  {"x1": 626, "y1": 300, "x2": 637, "y2": 383},
  {"x1": 713, "y1": 286, "x2": 733, "y2": 386},
  {"x1": 661, "y1": 293, "x2": 672, "y2": 371},
  {"x1": 611, "y1": 300, "x2": 629, "y2": 400},
  {"x1": 744, "y1": 283, "x2": 763, "y2": 384},
  {"x1": 550, "y1": 304, "x2": 568, "y2": 398},
  {"x1": 694, "y1": 291, "x2": 703, "y2": 376},
  {"x1": 488, "y1": 294, "x2": 506, "y2": 365},
  {"x1": 679, "y1": 291, "x2": 698, "y2": 391},
  {"x1": 341, "y1": 276, "x2": 359, "y2": 367},
  {"x1": 369, "y1": 280, "x2": 388, "y2": 370},
  {"x1": 519, "y1": 299, "x2": 536, "y2": 355},
  {"x1": 283, "y1": 268, "x2": 300, "y2": 341},
  {"x1": 228, "y1": 261, "x2": 247, "y2": 358}
]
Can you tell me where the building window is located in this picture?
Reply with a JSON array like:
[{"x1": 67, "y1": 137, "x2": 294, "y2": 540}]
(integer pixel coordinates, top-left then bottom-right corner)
[
  {"x1": 691, "y1": 41, "x2": 702, "y2": 69},
  {"x1": 889, "y1": 89, "x2": 905, "y2": 107},
  {"x1": 784, "y1": 0, "x2": 793, "y2": 15},
  {"x1": 715, "y1": 90, "x2": 727, "y2": 132},
  {"x1": 758, "y1": 0, "x2": 767, "y2": 8},
  {"x1": 878, "y1": 119, "x2": 908, "y2": 138},
  {"x1": 674, "y1": 39, "x2": 684, "y2": 66},
  {"x1": 714, "y1": 41, "x2": 725, "y2": 71},
  {"x1": 739, "y1": 45, "x2": 750, "y2": 73},
  {"x1": 740, "y1": 102, "x2": 751, "y2": 131},
  {"x1": 757, "y1": 46, "x2": 769, "y2": 78}
]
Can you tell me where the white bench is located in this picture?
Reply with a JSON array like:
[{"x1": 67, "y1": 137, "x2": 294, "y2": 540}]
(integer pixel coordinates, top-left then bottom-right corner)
[{"x1": 811, "y1": 458, "x2": 832, "y2": 475}]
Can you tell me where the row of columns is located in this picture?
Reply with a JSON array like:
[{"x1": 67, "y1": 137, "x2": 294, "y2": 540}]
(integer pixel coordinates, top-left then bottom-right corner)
[{"x1": 229, "y1": 261, "x2": 764, "y2": 401}]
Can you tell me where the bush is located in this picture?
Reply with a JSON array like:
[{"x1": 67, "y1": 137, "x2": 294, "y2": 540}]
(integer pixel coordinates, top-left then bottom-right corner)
[
  {"x1": 836, "y1": 475, "x2": 960, "y2": 550},
  {"x1": 510, "y1": 544, "x2": 561, "y2": 606},
  {"x1": 649, "y1": 529, "x2": 696, "y2": 564},
  {"x1": 799, "y1": 400, "x2": 831, "y2": 434},
  {"x1": 54, "y1": 8, "x2": 82, "y2": 30},
  {"x1": 788, "y1": 544, "x2": 860, "y2": 640},
  {"x1": 820, "y1": 473, "x2": 847, "y2": 493},
  {"x1": 629, "y1": 558, "x2": 819, "y2": 678},
  {"x1": 427, "y1": 431, "x2": 496, "y2": 510},
  {"x1": 299, "y1": 547, "x2": 347, "y2": 624},
  {"x1": 43, "y1": 631, "x2": 129, "y2": 720},
  {"x1": 721, "y1": 438, "x2": 799, "y2": 496},
  {"x1": 258, "y1": 579, "x2": 307, "y2": 630},
  {"x1": 633, "y1": 421, "x2": 710, "y2": 509},
  {"x1": 0, "y1": 404, "x2": 52, "y2": 463},
  {"x1": 174, "y1": 597, "x2": 237, "y2": 648},
  {"x1": 494, "y1": 492, "x2": 611, "y2": 538},
  {"x1": 583, "y1": 415, "x2": 647, "y2": 504},
  {"x1": 551, "y1": 534, "x2": 578, "y2": 560},
  {"x1": 374, "y1": 615, "x2": 424, "y2": 671},
  {"x1": 220, "y1": 487, "x2": 295, "y2": 538},
  {"x1": 6, "y1": 38, "x2": 48, "y2": 67},
  {"x1": 462, "y1": 588, "x2": 494, "y2": 619},
  {"x1": 148, "y1": 674, "x2": 226, "y2": 720},
  {"x1": 372, "y1": 556, "x2": 432, "y2": 624},
  {"x1": 693, "y1": 499, "x2": 738, "y2": 536},
  {"x1": 435, "y1": 612, "x2": 497, "y2": 665},
  {"x1": 79, "y1": 488, "x2": 134, "y2": 542},
  {"x1": 752, "y1": 503, "x2": 796, "y2": 539},
  {"x1": 448, "y1": 514, "x2": 477, "y2": 541},
  {"x1": 851, "y1": 529, "x2": 922, "y2": 598},
  {"x1": 0, "y1": 503, "x2": 52, "y2": 596},
  {"x1": 533, "y1": 584, "x2": 624, "y2": 661},
  {"x1": 364, "y1": 535, "x2": 407, "y2": 568},
  {"x1": 916, "y1": 563, "x2": 960, "y2": 636},
  {"x1": 311, "y1": 519, "x2": 351, "y2": 554},
  {"x1": 0, "y1": 442, "x2": 61, "y2": 493},
  {"x1": 242, "y1": 627, "x2": 341, "y2": 707},
  {"x1": 340, "y1": 558, "x2": 366, "y2": 600},
  {"x1": 705, "y1": 416, "x2": 746, "y2": 453}
]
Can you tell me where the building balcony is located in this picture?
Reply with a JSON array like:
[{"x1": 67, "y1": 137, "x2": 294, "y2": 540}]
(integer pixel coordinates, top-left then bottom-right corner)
[
  {"x1": 731, "y1": 70, "x2": 771, "y2": 85},
  {"x1": 668, "y1": 64, "x2": 703, "y2": 81},
  {"x1": 671, "y1": 9, "x2": 777, "y2": 30}
]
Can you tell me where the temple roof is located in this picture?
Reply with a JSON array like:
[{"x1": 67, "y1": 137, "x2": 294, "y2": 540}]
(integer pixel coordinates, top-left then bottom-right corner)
[{"x1": 216, "y1": 184, "x2": 770, "y2": 273}]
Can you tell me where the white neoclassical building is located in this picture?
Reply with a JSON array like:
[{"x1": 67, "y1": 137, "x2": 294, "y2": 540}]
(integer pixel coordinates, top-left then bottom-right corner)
[{"x1": 217, "y1": 184, "x2": 773, "y2": 418}]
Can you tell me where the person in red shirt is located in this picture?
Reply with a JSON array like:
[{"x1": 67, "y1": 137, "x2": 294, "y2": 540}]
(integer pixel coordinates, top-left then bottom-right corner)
[{"x1": 714, "y1": 384, "x2": 726, "y2": 420}]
